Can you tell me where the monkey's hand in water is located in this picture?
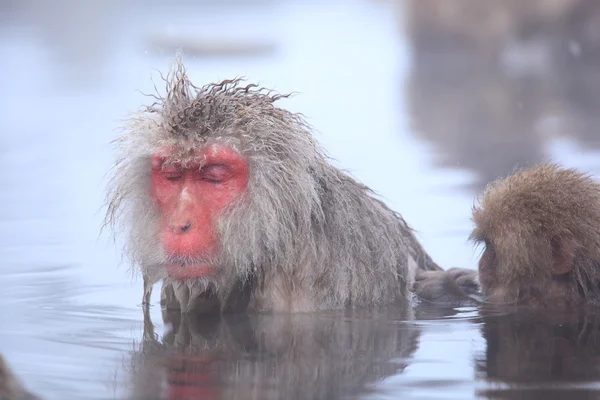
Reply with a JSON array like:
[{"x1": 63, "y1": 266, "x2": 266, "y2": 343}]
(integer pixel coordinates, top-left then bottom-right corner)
[{"x1": 413, "y1": 268, "x2": 481, "y2": 307}]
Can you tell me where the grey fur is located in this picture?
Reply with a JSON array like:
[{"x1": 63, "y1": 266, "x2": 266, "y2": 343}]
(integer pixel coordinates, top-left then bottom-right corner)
[{"x1": 104, "y1": 55, "x2": 440, "y2": 313}]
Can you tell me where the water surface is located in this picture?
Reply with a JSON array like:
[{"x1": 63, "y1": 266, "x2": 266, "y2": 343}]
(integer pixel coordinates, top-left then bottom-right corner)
[{"x1": 1, "y1": 0, "x2": 600, "y2": 398}]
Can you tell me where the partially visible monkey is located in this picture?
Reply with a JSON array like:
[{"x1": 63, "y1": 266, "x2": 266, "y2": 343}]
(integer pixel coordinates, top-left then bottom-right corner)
[
  {"x1": 0, "y1": 355, "x2": 39, "y2": 400},
  {"x1": 105, "y1": 55, "x2": 440, "y2": 315},
  {"x1": 414, "y1": 164, "x2": 600, "y2": 308}
]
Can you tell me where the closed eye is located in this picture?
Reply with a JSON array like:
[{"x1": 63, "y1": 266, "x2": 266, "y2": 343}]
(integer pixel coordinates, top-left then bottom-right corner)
[
  {"x1": 162, "y1": 170, "x2": 183, "y2": 181},
  {"x1": 160, "y1": 164, "x2": 183, "y2": 182},
  {"x1": 201, "y1": 164, "x2": 231, "y2": 183}
]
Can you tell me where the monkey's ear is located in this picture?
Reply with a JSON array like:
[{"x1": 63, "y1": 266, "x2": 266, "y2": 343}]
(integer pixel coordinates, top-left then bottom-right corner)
[{"x1": 551, "y1": 233, "x2": 576, "y2": 276}]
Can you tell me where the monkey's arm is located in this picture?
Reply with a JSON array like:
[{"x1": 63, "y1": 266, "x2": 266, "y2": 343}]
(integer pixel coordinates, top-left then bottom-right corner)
[{"x1": 412, "y1": 268, "x2": 481, "y2": 306}]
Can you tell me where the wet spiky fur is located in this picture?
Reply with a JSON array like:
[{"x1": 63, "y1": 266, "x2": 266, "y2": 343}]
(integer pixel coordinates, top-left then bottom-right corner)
[
  {"x1": 104, "y1": 56, "x2": 439, "y2": 313},
  {"x1": 471, "y1": 163, "x2": 600, "y2": 306}
]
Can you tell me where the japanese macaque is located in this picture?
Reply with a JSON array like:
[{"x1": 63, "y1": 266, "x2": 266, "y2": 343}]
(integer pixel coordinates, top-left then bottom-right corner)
[
  {"x1": 414, "y1": 164, "x2": 600, "y2": 308},
  {"x1": 0, "y1": 355, "x2": 39, "y2": 400},
  {"x1": 105, "y1": 56, "x2": 440, "y2": 314}
]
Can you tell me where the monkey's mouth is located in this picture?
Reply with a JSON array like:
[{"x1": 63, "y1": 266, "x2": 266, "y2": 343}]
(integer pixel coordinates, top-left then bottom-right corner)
[{"x1": 165, "y1": 257, "x2": 215, "y2": 280}]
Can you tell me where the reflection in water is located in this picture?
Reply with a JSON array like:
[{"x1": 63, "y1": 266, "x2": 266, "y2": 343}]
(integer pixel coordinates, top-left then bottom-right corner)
[
  {"x1": 0, "y1": 265, "x2": 142, "y2": 399},
  {"x1": 476, "y1": 309, "x2": 600, "y2": 399},
  {"x1": 127, "y1": 305, "x2": 420, "y2": 400}
]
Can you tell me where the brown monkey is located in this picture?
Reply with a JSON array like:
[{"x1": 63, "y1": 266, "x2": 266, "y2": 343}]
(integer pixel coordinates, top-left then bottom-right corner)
[
  {"x1": 415, "y1": 164, "x2": 600, "y2": 308},
  {"x1": 105, "y1": 55, "x2": 440, "y2": 315},
  {"x1": 472, "y1": 163, "x2": 600, "y2": 307}
]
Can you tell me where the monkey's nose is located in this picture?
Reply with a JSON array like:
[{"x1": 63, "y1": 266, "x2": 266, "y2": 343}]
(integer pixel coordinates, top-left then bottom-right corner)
[
  {"x1": 180, "y1": 223, "x2": 192, "y2": 233},
  {"x1": 171, "y1": 222, "x2": 192, "y2": 234}
]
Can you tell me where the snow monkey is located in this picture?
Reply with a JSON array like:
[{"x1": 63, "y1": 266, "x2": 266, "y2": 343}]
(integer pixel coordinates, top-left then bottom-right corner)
[
  {"x1": 105, "y1": 56, "x2": 440, "y2": 315},
  {"x1": 414, "y1": 164, "x2": 600, "y2": 309}
]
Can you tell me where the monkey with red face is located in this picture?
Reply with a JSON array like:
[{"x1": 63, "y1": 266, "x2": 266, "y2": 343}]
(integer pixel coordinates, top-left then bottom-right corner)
[
  {"x1": 414, "y1": 164, "x2": 600, "y2": 309},
  {"x1": 105, "y1": 57, "x2": 440, "y2": 315}
]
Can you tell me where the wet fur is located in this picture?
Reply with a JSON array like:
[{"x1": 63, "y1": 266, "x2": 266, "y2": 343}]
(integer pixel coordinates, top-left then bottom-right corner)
[
  {"x1": 413, "y1": 267, "x2": 481, "y2": 306},
  {"x1": 471, "y1": 164, "x2": 600, "y2": 306},
  {"x1": 104, "y1": 56, "x2": 440, "y2": 313}
]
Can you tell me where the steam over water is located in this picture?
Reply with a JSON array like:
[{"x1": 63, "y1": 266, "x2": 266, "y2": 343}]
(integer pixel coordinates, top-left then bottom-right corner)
[{"x1": 2, "y1": 0, "x2": 600, "y2": 399}]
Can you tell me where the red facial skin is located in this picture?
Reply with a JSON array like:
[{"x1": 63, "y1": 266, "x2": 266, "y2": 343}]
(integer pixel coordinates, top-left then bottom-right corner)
[{"x1": 151, "y1": 144, "x2": 249, "y2": 280}]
